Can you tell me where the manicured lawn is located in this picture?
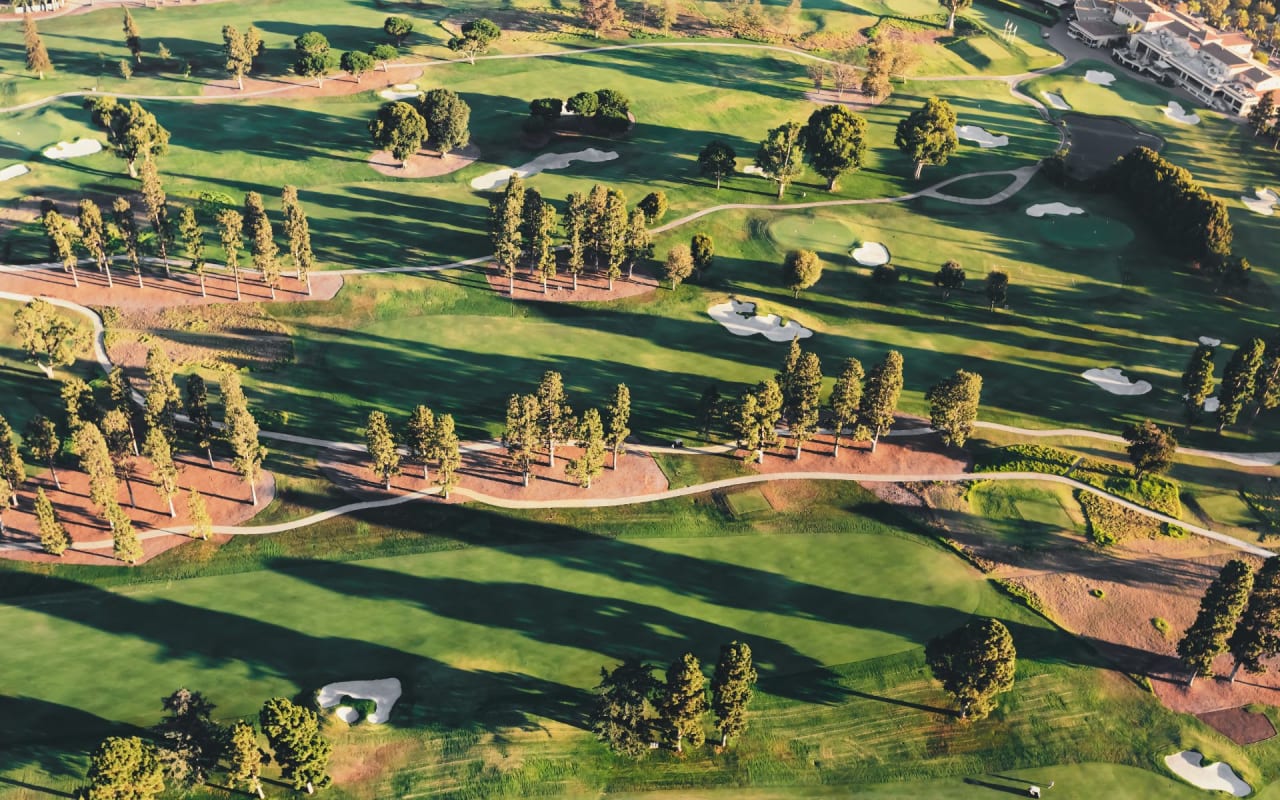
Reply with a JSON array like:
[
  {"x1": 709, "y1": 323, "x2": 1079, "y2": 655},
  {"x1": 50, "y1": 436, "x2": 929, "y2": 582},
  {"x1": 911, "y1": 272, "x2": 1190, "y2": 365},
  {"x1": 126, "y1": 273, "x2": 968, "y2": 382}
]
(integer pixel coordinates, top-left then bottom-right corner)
[{"x1": 968, "y1": 480, "x2": 1079, "y2": 548}]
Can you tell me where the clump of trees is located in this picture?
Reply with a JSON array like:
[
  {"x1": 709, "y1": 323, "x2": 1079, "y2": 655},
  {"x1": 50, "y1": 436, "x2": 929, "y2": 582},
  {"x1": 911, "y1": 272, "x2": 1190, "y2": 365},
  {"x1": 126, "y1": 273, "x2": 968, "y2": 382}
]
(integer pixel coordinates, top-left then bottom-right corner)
[
  {"x1": 448, "y1": 18, "x2": 501, "y2": 64},
  {"x1": 526, "y1": 88, "x2": 632, "y2": 138},
  {"x1": 362, "y1": 403, "x2": 463, "y2": 497},
  {"x1": 895, "y1": 96, "x2": 958, "y2": 179},
  {"x1": 925, "y1": 617, "x2": 1017, "y2": 719},
  {"x1": 84, "y1": 96, "x2": 171, "y2": 178},
  {"x1": 369, "y1": 90, "x2": 472, "y2": 164},
  {"x1": 1107, "y1": 147, "x2": 1232, "y2": 265}
]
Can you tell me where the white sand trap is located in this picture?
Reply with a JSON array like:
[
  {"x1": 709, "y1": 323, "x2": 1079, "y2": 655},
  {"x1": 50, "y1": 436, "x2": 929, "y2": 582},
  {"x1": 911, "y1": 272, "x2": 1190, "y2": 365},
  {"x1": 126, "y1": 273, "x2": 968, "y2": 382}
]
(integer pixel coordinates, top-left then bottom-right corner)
[
  {"x1": 1085, "y1": 69, "x2": 1117, "y2": 86},
  {"x1": 1082, "y1": 367, "x2": 1152, "y2": 396},
  {"x1": 955, "y1": 125, "x2": 1009, "y2": 148},
  {"x1": 708, "y1": 298, "x2": 812, "y2": 342},
  {"x1": 1164, "y1": 101, "x2": 1201, "y2": 125},
  {"x1": 1241, "y1": 187, "x2": 1279, "y2": 216},
  {"x1": 1041, "y1": 91, "x2": 1071, "y2": 110},
  {"x1": 743, "y1": 165, "x2": 768, "y2": 177},
  {"x1": 851, "y1": 242, "x2": 890, "y2": 267},
  {"x1": 1204, "y1": 396, "x2": 1220, "y2": 412},
  {"x1": 316, "y1": 678, "x2": 402, "y2": 724},
  {"x1": 1026, "y1": 202, "x2": 1084, "y2": 217},
  {"x1": 43, "y1": 139, "x2": 102, "y2": 160},
  {"x1": 1198, "y1": 336, "x2": 1221, "y2": 347},
  {"x1": 334, "y1": 706, "x2": 359, "y2": 724},
  {"x1": 378, "y1": 86, "x2": 420, "y2": 101},
  {"x1": 1164, "y1": 751, "x2": 1250, "y2": 797},
  {"x1": 0, "y1": 164, "x2": 30, "y2": 182},
  {"x1": 470, "y1": 148, "x2": 618, "y2": 191}
]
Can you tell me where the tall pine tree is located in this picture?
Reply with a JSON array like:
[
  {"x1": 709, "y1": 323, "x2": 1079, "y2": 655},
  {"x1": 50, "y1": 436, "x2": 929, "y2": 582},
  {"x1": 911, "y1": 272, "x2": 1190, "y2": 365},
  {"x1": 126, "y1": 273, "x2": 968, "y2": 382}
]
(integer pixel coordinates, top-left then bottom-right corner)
[
  {"x1": 1178, "y1": 559, "x2": 1255, "y2": 685},
  {"x1": 711, "y1": 641, "x2": 756, "y2": 747}
]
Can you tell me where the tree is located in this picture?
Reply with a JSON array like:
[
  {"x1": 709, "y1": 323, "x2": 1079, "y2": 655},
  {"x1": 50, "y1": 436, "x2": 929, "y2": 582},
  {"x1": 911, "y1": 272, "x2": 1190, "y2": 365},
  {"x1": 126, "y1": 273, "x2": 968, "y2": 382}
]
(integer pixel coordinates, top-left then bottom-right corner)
[
  {"x1": 340, "y1": 50, "x2": 375, "y2": 83},
  {"x1": 490, "y1": 174, "x2": 526, "y2": 294},
  {"x1": 624, "y1": 208, "x2": 652, "y2": 279},
  {"x1": 984, "y1": 269, "x2": 1010, "y2": 310},
  {"x1": 0, "y1": 416, "x2": 22, "y2": 511},
  {"x1": 783, "y1": 249, "x2": 822, "y2": 298},
  {"x1": 86, "y1": 736, "x2": 165, "y2": 800},
  {"x1": 664, "y1": 244, "x2": 695, "y2": 290},
  {"x1": 690, "y1": 233, "x2": 714, "y2": 279},
  {"x1": 63, "y1": 378, "x2": 96, "y2": 433},
  {"x1": 536, "y1": 370, "x2": 574, "y2": 469},
  {"x1": 217, "y1": 209, "x2": 245, "y2": 300},
  {"x1": 188, "y1": 488, "x2": 212, "y2": 541},
  {"x1": 370, "y1": 43, "x2": 399, "y2": 72},
  {"x1": 23, "y1": 16, "x2": 53, "y2": 79},
  {"x1": 1178, "y1": 559, "x2": 1255, "y2": 684},
  {"x1": 79, "y1": 198, "x2": 112, "y2": 287},
  {"x1": 939, "y1": 0, "x2": 972, "y2": 30},
  {"x1": 123, "y1": 8, "x2": 143, "y2": 63},
  {"x1": 802, "y1": 105, "x2": 867, "y2": 190},
  {"x1": 448, "y1": 18, "x2": 501, "y2": 64},
  {"x1": 926, "y1": 370, "x2": 982, "y2": 448},
  {"x1": 861, "y1": 42, "x2": 892, "y2": 102},
  {"x1": 603, "y1": 383, "x2": 631, "y2": 469},
  {"x1": 244, "y1": 191, "x2": 280, "y2": 299},
  {"x1": 281, "y1": 185, "x2": 315, "y2": 293},
  {"x1": 1253, "y1": 333, "x2": 1280, "y2": 424},
  {"x1": 1249, "y1": 91, "x2": 1276, "y2": 135},
  {"x1": 933, "y1": 260, "x2": 965, "y2": 299},
  {"x1": 102, "y1": 408, "x2": 138, "y2": 508},
  {"x1": 782, "y1": 351, "x2": 822, "y2": 458},
  {"x1": 564, "y1": 192, "x2": 588, "y2": 291},
  {"x1": 638, "y1": 191, "x2": 668, "y2": 223},
  {"x1": 259, "y1": 698, "x2": 331, "y2": 794},
  {"x1": 657, "y1": 653, "x2": 707, "y2": 752},
  {"x1": 503, "y1": 393, "x2": 541, "y2": 487},
  {"x1": 24, "y1": 414, "x2": 61, "y2": 490},
  {"x1": 177, "y1": 206, "x2": 207, "y2": 297},
  {"x1": 108, "y1": 500, "x2": 142, "y2": 564},
  {"x1": 42, "y1": 209, "x2": 79, "y2": 288},
  {"x1": 32, "y1": 487, "x2": 68, "y2": 556},
  {"x1": 0, "y1": 476, "x2": 10, "y2": 534},
  {"x1": 15, "y1": 298, "x2": 85, "y2": 377},
  {"x1": 153, "y1": 689, "x2": 222, "y2": 788},
  {"x1": 828, "y1": 357, "x2": 865, "y2": 457},
  {"x1": 711, "y1": 641, "x2": 756, "y2": 747},
  {"x1": 755, "y1": 121, "x2": 804, "y2": 199},
  {"x1": 222, "y1": 24, "x2": 261, "y2": 91},
  {"x1": 1181, "y1": 343, "x2": 1216, "y2": 425},
  {"x1": 698, "y1": 141, "x2": 737, "y2": 190},
  {"x1": 111, "y1": 196, "x2": 143, "y2": 287},
  {"x1": 107, "y1": 368, "x2": 139, "y2": 457},
  {"x1": 406, "y1": 404, "x2": 436, "y2": 480},
  {"x1": 185, "y1": 374, "x2": 215, "y2": 467},
  {"x1": 582, "y1": 0, "x2": 624, "y2": 33},
  {"x1": 226, "y1": 721, "x2": 266, "y2": 799},
  {"x1": 75, "y1": 424, "x2": 117, "y2": 522},
  {"x1": 1122, "y1": 420, "x2": 1177, "y2": 479},
  {"x1": 421, "y1": 88, "x2": 471, "y2": 157},
  {"x1": 895, "y1": 97, "x2": 958, "y2": 179},
  {"x1": 522, "y1": 188, "x2": 558, "y2": 292},
  {"x1": 1217, "y1": 338, "x2": 1266, "y2": 432},
  {"x1": 1229, "y1": 558, "x2": 1280, "y2": 681},
  {"x1": 567, "y1": 91, "x2": 600, "y2": 116},
  {"x1": 365, "y1": 410, "x2": 400, "y2": 490},
  {"x1": 862, "y1": 350, "x2": 904, "y2": 451},
  {"x1": 590, "y1": 659, "x2": 657, "y2": 757},
  {"x1": 566, "y1": 408, "x2": 607, "y2": 489},
  {"x1": 85, "y1": 97, "x2": 170, "y2": 178},
  {"x1": 734, "y1": 380, "x2": 783, "y2": 463},
  {"x1": 599, "y1": 190, "x2": 628, "y2": 289},
  {"x1": 144, "y1": 346, "x2": 181, "y2": 446},
  {"x1": 140, "y1": 428, "x2": 179, "y2": 519},
  {"x1": 432, "y1": 413, "x2": 461, "y2": 498},
  {"x1": 222, "y1": 370, "x2": 266, "y2": 506},
  {"x1": 926, "y1": 618, "x2": 1016, "y2": 719},
  {"x1": 294, "y1": 31, "x2": 335, "y2": 87},
  {"x1": 384, "y1": 15, "x2": 414, "y2": 45}
]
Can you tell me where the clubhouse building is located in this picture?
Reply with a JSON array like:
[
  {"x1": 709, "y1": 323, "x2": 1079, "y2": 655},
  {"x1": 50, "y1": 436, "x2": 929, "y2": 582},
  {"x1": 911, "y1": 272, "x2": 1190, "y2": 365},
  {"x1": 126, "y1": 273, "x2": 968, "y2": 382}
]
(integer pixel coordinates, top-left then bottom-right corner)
[{"x1": 1067, "y1": 0, "x2": 1280, "y2": 115}]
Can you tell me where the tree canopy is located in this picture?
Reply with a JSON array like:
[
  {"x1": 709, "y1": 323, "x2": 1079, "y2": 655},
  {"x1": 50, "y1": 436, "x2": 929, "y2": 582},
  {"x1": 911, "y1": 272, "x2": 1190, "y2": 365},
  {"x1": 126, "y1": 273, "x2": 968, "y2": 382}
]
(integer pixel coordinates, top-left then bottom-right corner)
[
  {"x1": 802, "y1": 104, "x2": 868, "y2": 190},
  {"x1": 1178, "y1": 559, "x2": 1255, "y2": 682},
  {"x1": 369, "y1": 101, "x2": 428, "y2": 165},
  {"x1": 894, "y1": 96, "x2": 958, "y2": 179},
  {"x1": 926, "y1": 369, "x2": 983, "y2": 448},
  {"x1": 448, "y1": 18, "x2": 501, "y2": 63},
  {"x1": 925, "y1": 617, "x2": 1017, "y2": 719}
]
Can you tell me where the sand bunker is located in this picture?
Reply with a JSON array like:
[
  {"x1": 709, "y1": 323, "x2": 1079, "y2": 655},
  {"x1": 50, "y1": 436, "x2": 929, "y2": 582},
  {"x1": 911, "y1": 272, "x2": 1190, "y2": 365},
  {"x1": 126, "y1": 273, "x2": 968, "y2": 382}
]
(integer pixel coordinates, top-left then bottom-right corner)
[
  {"x1": 378, "y1": 84, "x2": 420, "y2": 101},
  {"x1": 1085, "y1": 70, "x2": 1117, "y2": 86},
  {"x1": 470, "y1": 148, "x2": 618, "y2": 191},
  {"x1": 334, "y1": 706, "x2": 359, "y2": 724},
  {"x1": 0, "y1": 164, "x2": 29, "y2": 182},
  {"x1": 743, "y1": 165, "x2": 768, "y2": 177},
  {"x1": 1204, "y1": 396, "x2": 1220, "y2": 413},
  {"x1": 316, "y1": 678, "x2": 402, "y2": 724},
  {"x1": 43, "y1": 139, "x2": 103, "y2": 160},
  {"x1": 955, "y1": 125, "x2": 1009, "y2": 148},
  {"x1": 1164, "y1": 751, "x2": 1250, "y2": 797},
  {"x1": 851, "y1": 242, "x2": 890, "y2": 266},
  {"x1": 1164, "y1": 101, "x2": 1201, "y2": 125},
  {"x1": 1082, "y1": 367, "x2": 1152, "y2": 396},
  {"x1": 1198, "y1": 336, "x2": 1221, "y2": 347},
  {"x1": 1026, "y1": 202, "x2": 1084, "y2": 217},
  {"x1": 1241, "y1": 187, "x2": 1279, "y2": 216},
  {"x1": 1041, "y1": 91, "x2": 1071, "y2": 110},
  {"x1": 708, "y1": 298, "x2": 812, "y2": 342}
]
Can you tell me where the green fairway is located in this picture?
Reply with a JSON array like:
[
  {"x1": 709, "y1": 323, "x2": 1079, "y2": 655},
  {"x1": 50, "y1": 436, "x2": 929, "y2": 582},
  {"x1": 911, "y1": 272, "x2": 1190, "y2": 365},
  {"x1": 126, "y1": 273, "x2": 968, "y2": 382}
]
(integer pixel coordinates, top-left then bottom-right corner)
[
  {"x1": 967, "y1": 481, "x2": 1078, "y2": 548},
  {"x1": 1195, "y1": 490, "x2": 1259, "y2": 528},
  {"x1": 1036, "y1": 213, "x2": 1135, "y2": 250}
]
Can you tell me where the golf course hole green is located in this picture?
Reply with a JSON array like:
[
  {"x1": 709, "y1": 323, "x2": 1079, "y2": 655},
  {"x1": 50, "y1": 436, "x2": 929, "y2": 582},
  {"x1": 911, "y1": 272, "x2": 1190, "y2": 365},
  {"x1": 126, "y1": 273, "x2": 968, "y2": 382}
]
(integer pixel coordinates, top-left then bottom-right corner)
[
  {"x1": 1037, "y1": 214, "x2": 1134, "y2": 250},
  {"x1": 766, "y1": 215, "x2": 857, "y2": 261}
]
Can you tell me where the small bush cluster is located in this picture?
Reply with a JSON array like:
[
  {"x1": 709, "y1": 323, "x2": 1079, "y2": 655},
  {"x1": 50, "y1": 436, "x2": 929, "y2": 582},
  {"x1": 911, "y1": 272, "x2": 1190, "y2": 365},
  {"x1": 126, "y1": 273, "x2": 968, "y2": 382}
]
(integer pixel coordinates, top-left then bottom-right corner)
[
  {"x1": 977, "y1": 444, "x2": 1181, "y2": 517},
  {"x1": 992, "y1": 578, "x2": 1050, "y2": 618},
  {"x1": 1077, "y1": 490, "x2": 1163, "y2": 545}
]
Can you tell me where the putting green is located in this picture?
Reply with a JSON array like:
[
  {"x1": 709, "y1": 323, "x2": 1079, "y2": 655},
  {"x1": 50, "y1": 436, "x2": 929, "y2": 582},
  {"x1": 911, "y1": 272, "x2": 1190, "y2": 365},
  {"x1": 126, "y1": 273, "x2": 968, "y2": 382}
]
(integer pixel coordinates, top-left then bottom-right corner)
[
  {"x1": 1035, "y1": 214, "x2": 1135, "y2": 250},
  {"x1": 766, "y1": 215, "x2": 857, "y2": 262}
]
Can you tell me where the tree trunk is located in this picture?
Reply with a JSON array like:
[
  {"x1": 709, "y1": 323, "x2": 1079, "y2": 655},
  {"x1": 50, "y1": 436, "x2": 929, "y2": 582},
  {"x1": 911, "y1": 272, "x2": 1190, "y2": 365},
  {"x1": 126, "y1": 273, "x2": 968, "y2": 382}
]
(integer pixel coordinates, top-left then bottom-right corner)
[
  {"x1": 947, "y1": 6, "x2": 956, "y2": 29},
  {"x1": 608, "y1": 277, "x2": 614, "y2": 290},
  {"x1": 1231, "y1": 662, "x2": 1242, "y2": 682},
  {"x1": 776, "y1": 181, "x2": 785, "y2": 199},
  {"x1": 572, "y1": 273, "x2": 578, "y2": 291},
  {"x1": 104, "y1": 263, "x2": 113, "y2": 287},
  {"x1": 385, "y1": 475, "x2": 392, "y2": 490},
  {"x1": 306, "y1": 273, "x2": 312, "y2": 295},
  {"x1": 128, "y1": 159, "x2": 138, "y2": 179},
  {"x1": 269, "y1": 284, "x2": 276, "y2": 300},
  {"x1": 913, "y1": 160, "x2": 924, "y2": 180},
  {"x1": 306, "y1": 781, "x2": 314, "y2": 795},
  {"x1": 826, "y1": 175, "x2": 836, "y2": 190},
  {"x1": 249, "y1": 477, "x2": 258, "y2": 506},
  {"x1": 543, "y1": 275, "x2": 548, "y2": 294},
  {"x1": 167, "y1": 495, "x2": 175, "y2": 517},
  {"x1": 548, "y1": 439, "x2": 556, "y2": 468},
  {"x1": 255, "y1": 781, "x2": 264, "y2": 799},
  {"x1": 69, "y1": 263, "x2": 80, "y2": 288},
  {"x1": 124, "y1": 475, "x2": 136, "y2": 508},
  {"x1": 206, "y1": 447, "x2": 214, "y2": 468},
  {"x1": 675, "y1": 732, "x2": 682, "y2": 753},
  {"x1": 871, "y1": 429, "x2": 880, "y2": 452},
  {"x1": 509, "y1": 273, "x2": 515, "y2": 296},
  {"x1": 613, "y1": 446, "x2": 619, "y2": 469},
  {"x1": 1187, "y1": 672, "x2": 1196, "y2": 687},
  {"x1": 137, "y1": 268, "x2": 143, "y2": 289},
  {"x1": 50, "y1": 463, "x2": 61, "y2": 490},
  {"x1": 756, "y1": 447, "x2": 764, "y2": 463},
  {"x1": 522, "y1": 469, "x2": 530, "y2": 487},
  {"x1": 716, "y1": 174, "x2": 722, "y2": 190},
  {"x1": 128, "y1": 424, "x2": 139, "y2": 455},
  {"x1": 795, "y1": 439, "x2": 802, "y2": 458},
  {"x1": 199, "y1": 272, "x2": 206, "y2": 297},
  {"x1": 234, "y1": 270, "x2": 242, "y2": 301},
  {"x1": 424, "y1": 463, "x2": 430, "y2": 481},
  {"x1": 237, "y1": 74, "x2": 244, "y2": 91},
  {"x1": 469, "y1": 53, "x2": 476, "y2": 65},
  {"x1": 721, "y1": 732, "x2": 727, "y2": 747}
]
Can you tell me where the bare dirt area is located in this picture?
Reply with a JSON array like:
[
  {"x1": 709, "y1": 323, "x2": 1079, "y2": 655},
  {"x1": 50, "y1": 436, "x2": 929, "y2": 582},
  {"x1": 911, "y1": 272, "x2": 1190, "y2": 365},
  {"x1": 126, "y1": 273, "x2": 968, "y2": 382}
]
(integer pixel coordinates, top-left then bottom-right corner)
[
  {"x1": 1197, "y1": 706, "x2": 1277, "y2": 745},
  {"x1": 320, "y1": 443, "x2": 669, "y2": 505},
  {"x1": 201, "y1": 66, "x2": 425, "y2": 100},
  {"x1": 368, "y1": 143, "x2": 481, "y2": 179},
  {"x1": 739, "y1": 430, "x2": 970, "y2": 478},
  {"x1": 106, "y1": 299, "x2": 295, "y2": 376},
  {"x1": 0, "y1": 263, "x2": 341, "y2": 310},
  {"x1": 485, "y1": 263, "x2": 660, "y2": 303},
  {"x1": 0, "y1": 455, "x2": 274, "y2": 565}
]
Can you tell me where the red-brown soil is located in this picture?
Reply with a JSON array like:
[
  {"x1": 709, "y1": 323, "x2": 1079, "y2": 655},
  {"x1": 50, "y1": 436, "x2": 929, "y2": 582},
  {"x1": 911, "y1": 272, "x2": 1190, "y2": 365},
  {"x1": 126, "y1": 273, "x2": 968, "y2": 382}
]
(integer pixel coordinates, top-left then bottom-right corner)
[
  {"x1": 368, "y1": 144, "x2": 480, "y2": 179},
  {"x1": 0, "y1": 263, "x2": 342, "y2": 310},
  {"x1": 201, "y1": 66, "x2": 425, "y2": 101},
  {"x1": 485, "y1": 263, "x2": 660, "y2": 303},
  {"x1": 1197, "y1": 706, "x2": 1278, "y2": 745},
  {"x1": 321, "y1": 443, "x2": 669, "y2": 505},
  {"x1": 0, "y1": 454, "x2": 274, "y2": 565},
  {"x1": 737, "y1": 430, "x2": 970, "y2": 477}
]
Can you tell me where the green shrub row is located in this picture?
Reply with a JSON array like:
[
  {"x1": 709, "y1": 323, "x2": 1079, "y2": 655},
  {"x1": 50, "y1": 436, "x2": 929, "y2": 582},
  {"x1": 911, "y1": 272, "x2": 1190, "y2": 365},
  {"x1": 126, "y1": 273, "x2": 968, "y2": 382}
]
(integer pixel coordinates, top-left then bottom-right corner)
[
  {"x1": 991, "y1": 577, "x2": 1051, "y2": 618},
  {"x1": 977, "y1": 444, "x2": 1181, "y2": 517}
]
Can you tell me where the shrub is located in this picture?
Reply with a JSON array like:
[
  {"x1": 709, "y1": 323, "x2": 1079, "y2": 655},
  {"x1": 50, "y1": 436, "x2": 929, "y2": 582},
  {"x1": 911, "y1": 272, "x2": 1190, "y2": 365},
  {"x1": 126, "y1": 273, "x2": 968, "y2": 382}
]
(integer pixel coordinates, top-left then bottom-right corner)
[
  {"x1": 1152, "y1": 617, "x2": 1171, "y2": 637},
  {"x1": 529, "y1": 97, "x2": 563, "y2": 120},
  {"x1": 1077, "y1": 490, "x2": 1163, "y2": 545},
  {"x1": 978, "y1": 444, "x2": 1181, "y2": 517},
  {"x1": 1089, "y1": 588, "x2": 1105, "y2": 598}
]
